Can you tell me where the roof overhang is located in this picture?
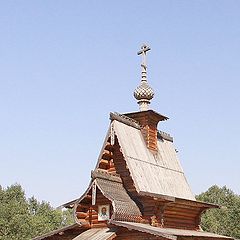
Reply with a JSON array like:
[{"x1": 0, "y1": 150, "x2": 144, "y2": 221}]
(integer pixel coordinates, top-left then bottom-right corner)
[
  {"x1": 124, "y1": 109, "x2": 169, "y2": 122},
  {"x1": 72, "y1": 227, "x2": 117, "y2": 240},
  {"x1": 32, "y1": 224, "x2": 84, "y2": 240},
  {"x1": 60, "y1": 199, "x2": 78, "y2": 209},
  {"x1": 110, "y1": 221, "x2": 234, "y2": 239}
]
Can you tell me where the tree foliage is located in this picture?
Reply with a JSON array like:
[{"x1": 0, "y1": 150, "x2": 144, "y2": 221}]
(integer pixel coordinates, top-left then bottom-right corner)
[
  {"x1": 196, "y1": 185, "x2": 240, "y2": 239},
  {"x1": 0, "y1": 184, "x2": 74, "y2": 240}
]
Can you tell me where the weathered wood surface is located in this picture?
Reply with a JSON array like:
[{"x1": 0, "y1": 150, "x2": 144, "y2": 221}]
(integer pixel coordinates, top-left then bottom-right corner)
[
  {"x1": 111, "y1": 221, "x2": 233, "y2": 240},
  {"x1": 72, "y1": 227, "x2": 117, "y2": 240},
  {"x1": 32, "y1": 224, "x2": 85, "y2": 240},
  {"x1": 113, "y1": 120, "x2": 195, "y2": 201}
]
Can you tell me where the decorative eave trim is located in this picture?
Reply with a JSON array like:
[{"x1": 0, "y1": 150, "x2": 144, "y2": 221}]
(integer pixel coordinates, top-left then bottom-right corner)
[
  {"x1": 59, "y1": 199, "x2": 78, "y2": 209},
  {"x1": 32, "y1": 223, "x2": 81, "y2": 240},
  {"x1": 158, "y1": 131, "x2": 173, "y2": 142},
  {"x1": 110, "y1": 221, "x2": 233, "y2": 239},
  {"x1": 110, "y1": 220, "x2": 177, "y2": 240},
  {"x1": 138, "y1": 191, "x2": 176, "y2": 202},
  {"x1": 174, "y1": 198, "x2": 220, "y2": 209},
  {"x1": 91, "y1": 169, "x2": 122, "y2": 183},
  {"x1": 110, "y1": 112, "x2": 141, "y2": 130}
]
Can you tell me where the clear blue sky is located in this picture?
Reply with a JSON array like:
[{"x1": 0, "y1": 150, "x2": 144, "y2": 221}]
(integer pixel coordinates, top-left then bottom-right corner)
[{"x1": 0, "y1": 1, "x2": 239, "y2": 207}]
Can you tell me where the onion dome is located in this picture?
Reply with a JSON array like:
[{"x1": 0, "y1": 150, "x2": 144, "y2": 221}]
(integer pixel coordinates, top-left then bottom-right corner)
[{"x1": 134, "y1": 80, "x2": 154, "y2": 101}]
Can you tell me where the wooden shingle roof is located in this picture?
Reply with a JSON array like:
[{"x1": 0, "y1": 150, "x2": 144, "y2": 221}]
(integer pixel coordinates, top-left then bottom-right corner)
[
  {"x1": 32, "y1": 224, "x2": 83, "y2": 240},
  {"x1": 75, "y1": 169, "x2": 142, "y2": 223},
  {"x1": 93, "y1": 170, "x2": 142, "y2": 222},
  {"x1": 111, "y1": 221, "x2": 233, "y2": 240},
  {"x1": 111, "y1": 117, "x2": 195, "y2": 201},
  {"x1": 72, "y1": 227, "x2": 116, "y2": 240}
]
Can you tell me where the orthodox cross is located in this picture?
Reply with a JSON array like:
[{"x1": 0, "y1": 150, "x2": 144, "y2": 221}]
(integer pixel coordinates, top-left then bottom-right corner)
[{"x1": 137, "y1": 44, "x2": 151, "y2": 71}]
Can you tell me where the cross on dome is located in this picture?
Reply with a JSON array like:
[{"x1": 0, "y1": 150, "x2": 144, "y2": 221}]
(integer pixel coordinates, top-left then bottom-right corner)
[
  {"x1": 137, "y1": 44, "x2": 151, "y2": 71},
  {"x1": 134, "y1": 44, "x2": 154, "y2": 111}
]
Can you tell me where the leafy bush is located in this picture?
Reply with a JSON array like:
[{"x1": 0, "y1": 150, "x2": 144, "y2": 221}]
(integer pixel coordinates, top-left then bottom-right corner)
[
  {"x1": 0, "y1": 184, "x2": 74, "y2": 240},
  {"x1": 196, "y1": 185, "x2": 240, "y2": 239}
]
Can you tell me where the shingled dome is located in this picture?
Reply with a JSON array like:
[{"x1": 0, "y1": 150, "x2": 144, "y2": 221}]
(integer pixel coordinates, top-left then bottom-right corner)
[{"x1": 134, "y1": 80, "x2": 154, "y2": 101}]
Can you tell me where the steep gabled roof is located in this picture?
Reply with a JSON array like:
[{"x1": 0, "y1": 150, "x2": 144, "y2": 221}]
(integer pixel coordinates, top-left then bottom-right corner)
[
  {"x1": 74, "y1": 169, "x2": 142, "y2": 223},
  {"x1": 111, "y1": 117, "x2": 195, "y2": 201},
  {"x1": 92, "y1": 170, "x2": 142, "y2": 222}
]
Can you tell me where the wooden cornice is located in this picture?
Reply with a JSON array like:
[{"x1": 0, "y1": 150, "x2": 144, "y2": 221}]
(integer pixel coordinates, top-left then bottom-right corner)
[{"x1": 91, "y1": 169, "x2": 122, "y2": 183}]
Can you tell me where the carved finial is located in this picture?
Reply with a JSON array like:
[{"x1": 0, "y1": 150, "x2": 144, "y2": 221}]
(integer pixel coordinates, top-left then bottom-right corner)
[{"x1": 134, "y1": 44, "x2": 154, "y2": 111}]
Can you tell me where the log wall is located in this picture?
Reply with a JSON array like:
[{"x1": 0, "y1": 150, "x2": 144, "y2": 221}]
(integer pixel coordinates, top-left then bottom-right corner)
[
  {"x1": 113, "y1": 140, "x2": 138, "y2": 197},
  {"x1": 138, "y1": 196, "x2": 201, "y2": 230},
  {"x1": 75, "y1": 188, "x2": 112, "y2": 228}
]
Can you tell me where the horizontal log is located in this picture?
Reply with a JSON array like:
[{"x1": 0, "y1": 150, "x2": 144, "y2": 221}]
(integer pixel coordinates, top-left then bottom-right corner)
[
  {"x1": 102, "y1": 154, "x2": 113, "y2": 161},
  {"x1": 165, "y1": 215, "x2": 195, "y2": 222},
  {"x1": 99, "y1": 163, "x2": 109, "y2": 170},
  {"x1": 105, "y1": 142, "x2": 114, "y2": 151},
  {"x1": 91, "y1": 222, "x2": 108, "y2": 228},
  {"x1": 167, "y1": 204, "x2": 201, "y2": 211},
  {"x1": 164, "y1": 210, "x2": 197, "y2": 218},
  {"x1": 164, "y1": 215, "x2": 196, "y2": 222},
  {"x1": 102, "y1": 150, "x2": 113, "y2": 160},
  {"x1": 164, "y1": 218, "x2": 195, "y2": 226},
  {"x1": 77, "y1": 219, "x2": 88, "y2": 224},
  {"x1": 76, "y1": 212, "x2": 87, "y2": 218},
  {"x1": 92, "y1": 215, "x2": 98, "y2": 220},
  {"x1": 99, "y1": 159, "x2": 109, "y2": 165},
  {"x1": 166, "y1": 206, "x2": 200, "y2": 213},
  {"x1": 77, "y1": 203, "x2": 90, "y2": 209},
  {"x1": 103, "y1": 149, "x2": 111, "y2": 155},
  {"x1": 108, "y1": 167, "x2": 116, "y2": 173},
  {"x1": 91, "y1": 219, "x2": 100, "y2": 224},
  {"x1": 87, "y1": 212, "x2": 98, "y2": 217},
  {"x1": 143, "y1": 206, "x2": 155, "y2": 210},
  {"x1": 85, "y1": 215, "x2": 98, "y2": 221}
]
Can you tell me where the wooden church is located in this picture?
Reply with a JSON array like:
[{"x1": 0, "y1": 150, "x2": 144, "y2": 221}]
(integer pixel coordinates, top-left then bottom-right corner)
[{"x1": 34, "y1": 45, "x2": 233, "y2": 240}]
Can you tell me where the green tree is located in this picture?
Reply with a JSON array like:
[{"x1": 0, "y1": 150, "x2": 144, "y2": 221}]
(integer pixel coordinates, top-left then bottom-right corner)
[
  {"x1": 0, "y1": 184, "x2": 74, "y2": 240},
  {"x1": 196, "y1": 185, "x2": 240, "y2": 239}
]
